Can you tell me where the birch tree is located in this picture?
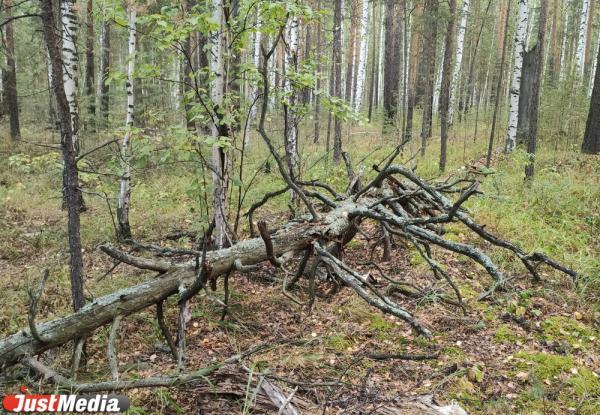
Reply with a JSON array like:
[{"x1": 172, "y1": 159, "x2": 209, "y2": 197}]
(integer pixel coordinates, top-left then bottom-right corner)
[
  {"x1": 588, "y1": 32, "x2": 600, "y2": 96},
  {"x1": 449, "y1": 0, "x2": 470, "y2": 124},
  {"x1": 116, "y1": 6, "x2": 137, "y2": 241},
  {"x1": 84, "y1": 0, "x2": 95, "y2": 123},
  {"x1": 97, "y1": 18, "x2": 111, "y2": 128},
  {"x1": 353, "y1": 0, "x2": 369, "y2": 113},
  {"x1": 210, "y1": 0, "x2": 229, "y2": 248},
  {"x1": 575, "y1": 0, "x2": 590, "y2": 78},
  {"x1": 61, "y1": 0, "x2": 81, "y2": 153},
  {"x1": 284, "y1": 15, "x2": 300, "y2": 181},
  {"x1": 440, "y1": 0, "x2": 456, "y2": 172},
  {"x1": 506, "y1": 0, "x2": 529, "y2": 152}
]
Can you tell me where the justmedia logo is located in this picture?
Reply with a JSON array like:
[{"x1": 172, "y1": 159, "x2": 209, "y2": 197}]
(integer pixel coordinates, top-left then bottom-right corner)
[{"x1": 2, "y1": 386, "x2": 130, "y2": 412}]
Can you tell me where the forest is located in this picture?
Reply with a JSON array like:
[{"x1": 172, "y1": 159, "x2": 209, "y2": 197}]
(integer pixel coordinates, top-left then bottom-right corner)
[{"x1": 0, "y1": 0, "x2": 599, "y2": 413}]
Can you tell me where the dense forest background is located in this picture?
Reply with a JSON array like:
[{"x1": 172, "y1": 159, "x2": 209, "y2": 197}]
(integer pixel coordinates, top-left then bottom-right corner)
[{"x1": 0, "y1": 0, "x2": 599, "y2": 414}]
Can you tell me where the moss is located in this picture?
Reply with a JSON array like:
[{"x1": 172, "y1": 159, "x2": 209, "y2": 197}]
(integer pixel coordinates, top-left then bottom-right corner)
[
  {"x1": 368, "y1": 315, "x2": 395, "y2": 332},
  {"x1": 326, "y1": 334, "x2": 352, "y2": 352},
  {"x1": 494, "y1": 324, "x2": 525, "y2": 344},
  {"x1": 511, "y1": 352, "x2": 600, "y2": 414},
  {"x1": 541, "y1": 316, "x2": 596, "y2": 347}
]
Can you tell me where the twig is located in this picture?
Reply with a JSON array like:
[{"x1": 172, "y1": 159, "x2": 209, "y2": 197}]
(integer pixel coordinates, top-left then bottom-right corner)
[
  {"x1": 107, "y1": 315, "x2": 122, "y2": 381},
  {"x1": 28, "y1": 269, "x2": 50, "y2": 343},
  {"x1": 156, "y1": 300, "x2": 178, "y2": 360}
]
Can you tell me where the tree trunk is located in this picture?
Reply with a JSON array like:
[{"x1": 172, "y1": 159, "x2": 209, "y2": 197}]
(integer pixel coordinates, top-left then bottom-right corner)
[
  {"x1": 84, "y1": 0, "x2": 95, "y2": 126},
  {"x1": 404, "y1": 3, "x2": 422, "y2": 143},
  {"x1": 210, "y1": 0, "x2": 229, "y2": 247},
  {"x1": 589, "y1": 31, "x2": 600, "y2": 97},
  {"x1": 284, "y1": 15, "x2": 300, "y2": 183},
  {"x1": 582, "y1": 38, "x2": 600, "y2": 153},
  {"x1": 440, "y1": 0, "x2": 456, "y2": 172},
  {"x1": 345, "y1": 0, "x2": 358, "y2": 106},
  {"x1": 40, "y1": 0, "x2": 85, "y2": 313},
  {"x1": 575, "y1": 0, "x2": 590, "y2": 79},
  {"x1": 367, "y1": 0, "x2": 381, "y2": 122},
  {"x1": 559, "y1": 0, "x2": 570, "y2": 81},
  {"x1": 116, "y1": 7, "x2": 137, "y2": 241},
  {"x1": 383, "y1": 0, "x2": 401, "y2": 125},
  {"x1": 449, "y1": 0, "x2": 470, "y2": 124},
  {"x1": 313, "y1": 0, "x2": 322, "y2": 142},
  {"x1": 486, "y1": 0, "x2": 511, "y2": 167},
  {"x1": 4, "y1": 0, "x2": 20, "y2": 139},
  {"x1": 419, "y1": 0, "x2": 439, "y2": 155},
  {"x1": 61, "y1": 0, "x2": 81, "y2": 154},
  {"x1": 584, "y1": 0, "x2": 595, "y2": 81},
  {"x1": 353, "y1": 0, "x2": 370, "y2": 113},
  {"x1": 506, "y1": 0, "x2": 529, "y2": 152},
  {"x1": 333, "y1": 0, "x2": 343, "y2": 163},
  {"x1": 525, "y1": 0, "x2": 548, "y2": 181},
  {"x1": 97, "y1": 19, "x2": 110, "y2": 128}
]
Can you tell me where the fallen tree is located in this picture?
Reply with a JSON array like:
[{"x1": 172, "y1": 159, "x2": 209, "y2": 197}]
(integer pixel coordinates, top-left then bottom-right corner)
[{"x1": 0, "y1": 162, "x2": 577, "y2": 370}]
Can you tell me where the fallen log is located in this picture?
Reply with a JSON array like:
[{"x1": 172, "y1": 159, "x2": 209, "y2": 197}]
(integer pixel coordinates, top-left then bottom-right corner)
[{"x1": 0, "y1": 167, "x2": 577, "y2": 372}]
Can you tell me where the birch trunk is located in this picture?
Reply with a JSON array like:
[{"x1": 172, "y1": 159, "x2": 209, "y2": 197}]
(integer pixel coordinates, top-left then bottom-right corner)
[
  {"x1": 332, "y1": 0, "x2": 344, "y2": 163},
  {"x1": 244, "y1": 17, "x2": 261, "y2": 147},
  {"x1": 506, "y1": 0, "x2": 529, "y2": 152},
  {"x1": 210, "y1": 0, "x2": 229, "y2": 248},
  {"x1": 116, "y1": 7, "x2": 137, "y2": 241},
  {"x1": 433, "y1": 44, "x2": 445, "y2": 115},
  {"x1": 61, "y1": 0, "x2": 81, "y2": 154},
  {"x1": 284, "y1": 15, "x2": 300, "y2": 181},
  {"x1": 589, "y1": 32, "x2": 600, "y2": 97},
  {"x1": 97, "y1": 19, "x2": 110, "y2": 128},
  {"x1": 575, "y1": 0, "x2": 590, "y2": 78},
  {"x1": 449, "y1": 0, "x2": 470, "y2": 124},
  {"x1": 353, "y1": 0, "x2": 370, "y2": 113},
  {"x1": 440, "y1": 0, "x2": 456, "y2": 172},
  {"x1": 559, "y1": 0, "x2": 569, "y2": 81}
]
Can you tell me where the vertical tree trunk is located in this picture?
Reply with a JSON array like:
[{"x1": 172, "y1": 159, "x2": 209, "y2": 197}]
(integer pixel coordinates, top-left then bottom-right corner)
[
  {"x1": 313, "y1": 0, "x2": 322, "y2": 142},
  {"x1": 440, "y1": 0, "x2": 456, "y2": 172},
  {"x1": 353, "y1": 0, "x2": 370, "y2": 113},
  {"x1": 345, "y1": 0, "x2": 358, "y2": 105},
  {"x1": 582, "y1": 36, "x2": 600, "y2": 153},
  {"x1": 588, "y1": 31, "x2": 600, "y2": 96},
  {"x1": 4, "y1": 0, "x2": 20, "y2": 139},
  {"x1": 404, "y1": 3, "x2": 422, "y2": 143},
  {"x1": 575, "y1": 0, "x2": 590, "y2": 79},
  {"x1": 433, "y1": 43, "x2": 445, "y2": 115},
  {"x1": 449, "y1": 0, "x2": 470, "y2": 124},
  {"x1": 84, "y1": 0, "x2": 95, "y2": 126},
  {"x1": 584, "y1": 0, "x2": 595, "y2": 80},
  {"x1": 506, "y1": 0, "x2": 529, "y2": 152},
  {"x1": 383, "y1": 0, "x2": 401, "y2": 125},
  {"x1": 116, "y1": 7, "x2": 137, "y2": 241},
  {"x1": 525, "y1": 0, "x2": 548, "y2": 181},
  {"x1": 245, "y1": 14, "x2": 262, "y2": 146},
  {"x1": 97, "y1": 19, "x2": 110, "y2": 128},
  {"x1": 61, "y1": 0, "x2": 81, "y2": 154},
  {"x1": 419, "y1": 0, "x2": 439, "y2": 155},
  {"x1": 547, "y1": 0, "x2": 560, "y2": 82},
  {"x1": 210, "y1": 0, "x2": 229, "y2": 247},
  {"x1": 284, "y1": 15, "x2": 300, "y2": 182},
  {"x1": 367, "y1": 0, "x2": 382, "y2": 122},
  {"x1": 333, "y1": 0, "x2": 343, "y2": 163},
  {"x1": 40, "y1": 0, "x2": 85, "y2": 312},
  {"x1": 559, "y1": 0, "x2": 570, "y2": 81},
  {"x1": 486, "y1": 0, "x2": 511, "y2": 167}
]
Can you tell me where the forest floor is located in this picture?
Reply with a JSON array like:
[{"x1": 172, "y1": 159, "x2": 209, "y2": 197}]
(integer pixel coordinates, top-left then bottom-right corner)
[{"x1": 0, "y1": 121, "x2": 598, "y2": 414}]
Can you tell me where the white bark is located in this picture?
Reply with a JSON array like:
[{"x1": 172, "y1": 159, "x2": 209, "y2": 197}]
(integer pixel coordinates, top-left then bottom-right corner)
[
  {"x1": 589, "y1": 31, "x2": 600, "y2": 96},
  {"x1": 244, "y1": 17, "x2": 262, "y2": 147},
  {"x1": 575, "y1": 0, "x2": 590, "y2": 78},
  {"x1": 449, "y1": 0, "x2": 470, "y2": 124},
  {"x1": 559, "y1": 0, "x2": 570, "y2": 81},
  {"x1": 61, "y1": 0, "x2": 80, "y2": 153},
  {"x1": 117, "y1": 7, "x2": 137, "y2": 239},
  {"x1": 506, "y1": 0, "x2": 529, "y2": 152},
  {"x1": 353, "y1": 0, "x2": 370, "y2": 113},
  {"x1": 210, "y1": 0, "x2": 229, "y2": 248},
  {"x1": 284, "y1": 15, "x2": 299, "y2": 181},
  {"x1": 432, "y1": 44, "x2": 445, "y2": 115}
]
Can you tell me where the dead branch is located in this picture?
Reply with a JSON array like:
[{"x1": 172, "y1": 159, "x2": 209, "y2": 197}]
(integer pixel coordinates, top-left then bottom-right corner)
[
  {"x1": 28, "y1": 269, "x2": 50, "y2": 343},
  {"x1": 107, "y1": 315, "x2": 122, "y2": 380}
]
